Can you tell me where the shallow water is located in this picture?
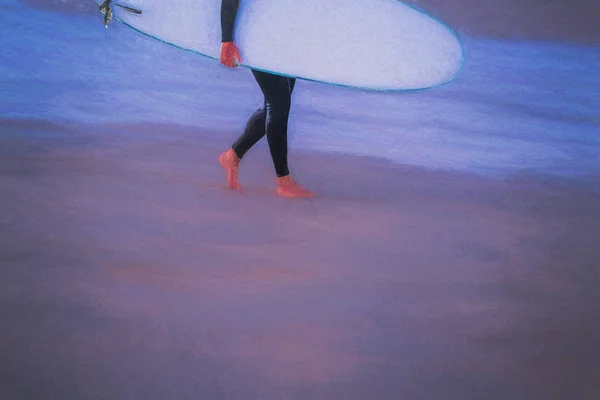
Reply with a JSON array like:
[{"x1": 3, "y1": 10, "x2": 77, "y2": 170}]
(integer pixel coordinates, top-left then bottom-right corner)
[{"x1": 2, "y1": 1, "x2": 599, "y2": 179}]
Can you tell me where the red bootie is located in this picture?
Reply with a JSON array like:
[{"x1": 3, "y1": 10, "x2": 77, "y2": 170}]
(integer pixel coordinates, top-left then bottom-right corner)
[
  {"x1": 218, "y1": 148, "x2": 242, "y2": 191},
  {"x1": 276, "y1": 175, "x2": 314, "y2": 198}
]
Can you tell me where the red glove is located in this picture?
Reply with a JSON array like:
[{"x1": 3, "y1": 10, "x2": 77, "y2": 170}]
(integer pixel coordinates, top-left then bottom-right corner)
[{"x1": 220, "y1": 42, "x2": 243, "y2": 68}]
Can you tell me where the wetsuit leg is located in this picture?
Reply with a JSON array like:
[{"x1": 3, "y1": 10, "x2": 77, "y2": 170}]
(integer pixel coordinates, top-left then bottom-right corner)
[
  {"x1": 232, "y1": 107, "x2": 266, "y2": 158},
  {"x1": 231, "y1": 69, "x2": 296, "y2": 177}
]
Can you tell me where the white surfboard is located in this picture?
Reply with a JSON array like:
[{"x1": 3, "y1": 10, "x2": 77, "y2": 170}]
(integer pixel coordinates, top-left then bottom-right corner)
[{"x1": 97, "y1": 0, "x2": 464, "y2": 91}]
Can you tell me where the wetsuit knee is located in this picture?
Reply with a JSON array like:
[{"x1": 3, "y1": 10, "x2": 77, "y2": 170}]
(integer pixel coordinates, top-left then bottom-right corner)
[{"x1": 265, "y1": 98, "x2": 291, "y2": 120}]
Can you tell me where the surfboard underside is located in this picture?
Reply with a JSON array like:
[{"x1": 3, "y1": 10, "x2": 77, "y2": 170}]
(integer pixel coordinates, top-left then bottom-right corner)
[{"x1": 97, "y1": 0, "x2": 464, "y2": 91}]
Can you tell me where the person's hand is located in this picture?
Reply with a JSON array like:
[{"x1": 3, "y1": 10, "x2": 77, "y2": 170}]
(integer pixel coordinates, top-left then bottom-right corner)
[{"x1": 220, "y1": 41, "x2": 242, "y2": 68}]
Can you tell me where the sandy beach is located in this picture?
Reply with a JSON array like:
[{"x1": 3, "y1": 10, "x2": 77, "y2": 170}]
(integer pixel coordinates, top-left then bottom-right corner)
[{"x1": 1, "y1": 119, "x2": 599, "y2": 399}]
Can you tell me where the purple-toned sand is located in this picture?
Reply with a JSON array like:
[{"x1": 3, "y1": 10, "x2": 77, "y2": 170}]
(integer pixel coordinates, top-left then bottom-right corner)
[{"x1": 1, "y1": 121, "x2": 599, "y2": 399}]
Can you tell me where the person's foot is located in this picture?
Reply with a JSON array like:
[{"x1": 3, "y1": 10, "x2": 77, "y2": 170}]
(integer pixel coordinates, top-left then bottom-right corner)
[
  {"x1": 218, "y1": 148, "x2": 242, "y2": 190},
  {"x1": 276, "y1": 175, "x2": 314, "y2": 198}
]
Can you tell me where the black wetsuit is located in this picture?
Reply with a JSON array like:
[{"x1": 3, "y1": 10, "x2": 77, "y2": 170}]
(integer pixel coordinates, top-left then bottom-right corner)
[{"x1": 221, "y1": 0, "x2": 295, "y2": 178}]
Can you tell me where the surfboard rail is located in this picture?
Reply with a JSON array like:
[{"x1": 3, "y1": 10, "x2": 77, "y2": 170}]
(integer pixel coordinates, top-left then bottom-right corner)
[{"x1": 93, "y1": 0, "x2": 464, "y2": 92}]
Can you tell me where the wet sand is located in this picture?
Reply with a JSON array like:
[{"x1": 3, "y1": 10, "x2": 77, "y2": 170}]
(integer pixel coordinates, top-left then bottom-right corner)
[{"x1": 1, "y1": 120, "x2": 599, "y2": 399}]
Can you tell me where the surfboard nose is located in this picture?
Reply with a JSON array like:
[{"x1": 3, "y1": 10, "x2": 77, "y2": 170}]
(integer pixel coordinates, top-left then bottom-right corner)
[{"x1": 238, "y1": 0, "x2": 464, "y2": 90}]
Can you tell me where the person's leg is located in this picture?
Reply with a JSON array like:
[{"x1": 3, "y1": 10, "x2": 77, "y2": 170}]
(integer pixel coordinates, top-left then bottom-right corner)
[
  {"x1": 231, "y1": 107, "x2": 266, "y2": 159},
  {"x1": 250, "y1": 69, "x2": 295, "y2": 177},
  {"x1": 219, "y1": 72, "x2": 268, "y2": 190},
  {"x1": 249, "y1": 71, "x2": 312, "y2": 197}
]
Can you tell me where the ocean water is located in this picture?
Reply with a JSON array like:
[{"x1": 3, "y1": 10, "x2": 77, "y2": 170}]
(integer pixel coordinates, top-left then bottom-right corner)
[{"x1": 2, "y1": 0, "x2": 599, "y2": 178}]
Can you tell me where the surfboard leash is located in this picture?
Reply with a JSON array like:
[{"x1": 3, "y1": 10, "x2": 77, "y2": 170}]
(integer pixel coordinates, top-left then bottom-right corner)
[{"x1": 98, "y1": 0, "x2": 142, "y2": 28}]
